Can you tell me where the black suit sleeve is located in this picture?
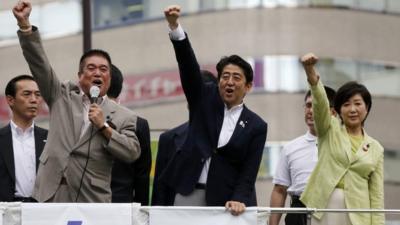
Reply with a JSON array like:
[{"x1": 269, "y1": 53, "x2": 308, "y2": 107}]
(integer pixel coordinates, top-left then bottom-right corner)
[
  {"x1": 171, "y1": 35, "x2": 204, "y2": 109},
  {"x1": 132, "y1": 117, "x2": 151, "y2": 205}
]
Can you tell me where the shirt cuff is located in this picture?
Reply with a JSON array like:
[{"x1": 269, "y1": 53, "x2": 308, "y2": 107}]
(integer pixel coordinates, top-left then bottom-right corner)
[{"x1": 169, "y1": 24, "x2": 186, "y2": 41}]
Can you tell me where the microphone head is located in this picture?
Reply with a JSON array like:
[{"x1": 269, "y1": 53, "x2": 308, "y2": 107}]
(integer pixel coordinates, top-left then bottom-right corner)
[{"x1": 90, "y1": 86, "x2": 100, "y2": 98}]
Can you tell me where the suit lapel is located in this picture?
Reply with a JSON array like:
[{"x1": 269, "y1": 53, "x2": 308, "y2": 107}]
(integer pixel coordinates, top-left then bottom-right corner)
[
  {"x1": 226, "y1": 105, "x2": 251, "y2": 147},
  {"x1": 73, "y1": 98, "x2": 116, "y2": 149},
  {"x1": 71, "y1": 90, "x2": 85, "y2": 143},
  {"x1": 174, "y1": 123, "x2": 188, "y2": 150},
  {"x1": 0, "y1": 125, "x2": 16, "y2": 182},
  {"x1": 352, "y1": 132, "x2": 373, "y2": 164},
  {"x1": 341, "y1": 125, "x2": 356, "y2": 163},
  {"x1": 215, "y1": 98, "x2": 225, "y2": 146}
]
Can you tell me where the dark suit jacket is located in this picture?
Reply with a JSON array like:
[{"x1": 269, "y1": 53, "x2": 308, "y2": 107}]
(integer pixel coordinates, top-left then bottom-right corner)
[
  {"x1": 0, "y1": 124, "x2": 48, "y2": 201},
  {"x1": 162, "y1": 35, "x2": 268, "y2": 206},
  {"x1": 152, "y1": 122, "x2": 188, "y2": 206},
  {"x1": 111, "y1": 117, "x2": 151, "y2": 204}
]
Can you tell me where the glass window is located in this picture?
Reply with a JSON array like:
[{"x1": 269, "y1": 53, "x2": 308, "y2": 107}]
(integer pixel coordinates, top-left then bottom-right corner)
[
  {"x1": 387, "y1": 0, "x2": 400, "y2": 14},
  {"x1": 0, "y1": 0, "x2": 81, "y2": 44},
  {"x1": 0, "y1": 10, "x2": 17, "y2": 41},
  {"x1": 357, "y1": 0, "x2": 385, "y2": 12},
  {"x1": 145, "y1": 0, "x2": 199, "y2": 20},
  {"x1": 93, "y1": 0, "x2": 144, "y2": 29},
  {"x1": 228, "y1": 0, "x2": 262, "y2": 9},
  {"x1": 39, "y1": 0, "x2": 81, "y2": 37}
]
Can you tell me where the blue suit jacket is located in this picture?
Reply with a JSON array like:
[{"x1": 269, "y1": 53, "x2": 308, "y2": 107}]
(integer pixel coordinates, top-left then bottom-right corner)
[
  {"x1": 0, "y1": 124, "x2": 48, "y2": 201},
  {"x1": 152, "y1": 122, "x2": 188, "y2": 206},
  {"x1": 161, "y1": 35, "x2": 268, "y2": 206}
]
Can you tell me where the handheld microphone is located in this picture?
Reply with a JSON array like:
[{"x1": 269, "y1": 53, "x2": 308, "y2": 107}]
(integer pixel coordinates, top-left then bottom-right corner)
[{"x1": 89, "y1": 86, "x2": 100, "y2": 104}]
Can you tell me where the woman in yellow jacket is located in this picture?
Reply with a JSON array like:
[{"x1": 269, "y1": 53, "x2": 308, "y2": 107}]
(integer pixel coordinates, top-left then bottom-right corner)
[{"x1": 299, "y1": 53, "x2": 384, "y2": 225}]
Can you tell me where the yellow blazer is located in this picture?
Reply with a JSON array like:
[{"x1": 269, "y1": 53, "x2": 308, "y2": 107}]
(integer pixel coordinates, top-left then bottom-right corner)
[{"x1": 300, "y1": 81, "x2": 384, "y2": 225}]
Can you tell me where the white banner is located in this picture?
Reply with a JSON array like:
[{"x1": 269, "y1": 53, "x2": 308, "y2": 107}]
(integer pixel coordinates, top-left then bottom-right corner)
[
  {"x1": 149, "y1": 207, "x2": 257, "y2": 225},
  {"x1": 0, "y1": 207, "x2": 3, "y2": 225},
  {"x1": 0, "y1": 202, "x2": 21, "y2": 225},
  {"x1": 22, "y1": 203, "x2": 133, "y2": 225}
]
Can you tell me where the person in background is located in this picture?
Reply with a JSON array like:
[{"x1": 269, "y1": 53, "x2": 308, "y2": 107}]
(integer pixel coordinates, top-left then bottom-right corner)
[
  {"x1": 109, "y1": 64, "x2": 151, "y2": 205},
  {"x1": 269, "y1": 86, "x2": 336, "y2": 225},
  {"x1": 152, "y1": 70, "x2": 217, "y2": 206},
  {"x1": 300, "y1": 53, "x2": 384, "y2": 225},
  {"x1": 0, "y1": 75, "x2": 47, "y2": 202}
]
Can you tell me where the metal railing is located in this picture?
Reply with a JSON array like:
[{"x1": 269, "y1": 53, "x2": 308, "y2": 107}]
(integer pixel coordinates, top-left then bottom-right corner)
[
  {"x1": 141, "y1": 206, "x2": 400, "y2": 225},
  {"x1": 260, "y1": 207, "x2": 400, "y2": 225}
]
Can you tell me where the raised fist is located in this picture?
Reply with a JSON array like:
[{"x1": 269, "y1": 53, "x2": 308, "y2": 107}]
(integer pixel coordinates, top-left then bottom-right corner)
[
  {"x1": 301, "y1": 53, "x2": 319, "y2": 67},
  {"x1": 164, "y1": 5, "x2": 181, "y2": 30},
  {"x1": 12, "y1": 0, "x2": 32, "y2": 28}
]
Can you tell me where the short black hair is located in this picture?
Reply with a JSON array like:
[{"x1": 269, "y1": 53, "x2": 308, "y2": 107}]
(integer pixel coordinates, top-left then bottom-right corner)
[
  {"x1": 201, "y1": 70, "x2": 217, "y2": 84},
  {"x1": 334, "y1": 81, "x2": 372, "y2": 122},
  {"x1": 216, "y1": 55, "x2": 253, "y2": 83},
  {"x1": 78, "y1": 49, "x2": 112, "y2": 73},
  {"x1": 107, "y1": 64, "x2": 124, "y2": 98},
  {"x1": 305, "y1": 85, "x2": 336, "y2": 107},
  {"x1": 5, "y1": 75, "x2": 36, "y2": 97}
]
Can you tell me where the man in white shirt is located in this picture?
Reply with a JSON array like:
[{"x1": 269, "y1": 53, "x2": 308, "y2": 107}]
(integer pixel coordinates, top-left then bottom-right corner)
[
  {"x1": 160, "y1": 5, "x2": 268, "y2": 215},
  {"x1": 0, "y1": 75, "x2": 47, "y2": 202},
  {"x1": 269, "y1": 86, "x2": 336, "y2": 225}
]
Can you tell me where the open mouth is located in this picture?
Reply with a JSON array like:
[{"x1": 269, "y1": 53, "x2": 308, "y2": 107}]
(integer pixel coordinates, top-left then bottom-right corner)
[
  {"x1": 92, "y1": 79, "x2": 103, "y2": 87},
  {"x1": 225, "y1": 88, "x2": 234, "y2": 95}
]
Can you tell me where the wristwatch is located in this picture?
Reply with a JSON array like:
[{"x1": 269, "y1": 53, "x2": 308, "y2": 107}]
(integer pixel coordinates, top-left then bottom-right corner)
[{"x1": 99, "y1": 121, "x2": 110, "y2": 131}]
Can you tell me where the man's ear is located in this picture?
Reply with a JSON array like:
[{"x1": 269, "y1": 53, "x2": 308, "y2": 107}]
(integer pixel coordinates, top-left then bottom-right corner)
[
  {"x1": 6, "y1": 95, "x2": 15, "y2": 108},
  {"x1": 330, "y1": 108, "x2": 337, "y2": 116},
  {"x1": 245, "y1": 81, "x2": 253, "y2": 93}
]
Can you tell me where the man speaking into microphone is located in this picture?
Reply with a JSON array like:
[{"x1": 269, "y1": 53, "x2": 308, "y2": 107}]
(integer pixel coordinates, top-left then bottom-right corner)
[{"x1": 12, "y1": 1, "x2": 141, "y2": 203}]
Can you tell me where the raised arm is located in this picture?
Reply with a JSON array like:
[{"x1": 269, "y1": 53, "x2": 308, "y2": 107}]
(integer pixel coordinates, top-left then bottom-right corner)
[
  {"x1": 12, "y1": 0, "x2": 32, "y2": 33},
  {"x1": 14, "y1": 0, "x2": 62, "y2": 107},
  {"x1": 164, "y1": 5, "x2": 204, "y2": 108},
  {"x1": 301, "y1": 53, "x2": 331, "y2": 138},
  {"x1": 301, "y1": 53, "x2": 319, "y2": 86}
]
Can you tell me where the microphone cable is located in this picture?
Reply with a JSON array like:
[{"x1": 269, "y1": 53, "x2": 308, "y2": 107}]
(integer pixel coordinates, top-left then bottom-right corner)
[
  {"x1": 75, "y1": 123, "x2": 95, "y2": 202},
  {"x1": 75, "y1": 86, "x2": 100, "y2": 202}
]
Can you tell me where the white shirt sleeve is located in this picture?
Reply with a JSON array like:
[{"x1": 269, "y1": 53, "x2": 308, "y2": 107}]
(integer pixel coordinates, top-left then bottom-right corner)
[
  {"x1": 169, "y1": 23, "x2": 186, "y2": 41},
  {"x1": 272, "y1": 147, "x2": 291, "y2": 187}
]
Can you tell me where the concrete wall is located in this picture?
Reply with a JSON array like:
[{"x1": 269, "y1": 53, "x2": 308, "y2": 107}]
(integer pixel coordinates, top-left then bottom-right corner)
[{"x1": 2, "y1": 7, "x2": 400, "y2": 90}]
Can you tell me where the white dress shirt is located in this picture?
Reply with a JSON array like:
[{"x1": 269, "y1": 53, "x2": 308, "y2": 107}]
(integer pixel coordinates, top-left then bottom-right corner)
[
  {"x1": 10, "y1": 120, "x2": 36, "y2": 197},
  {"x1": 80, "y1": 91, "x2": 106, "y2": 138},
  {"x1": 273, "y1": 131, "x2": 318, "y2": 196},
  {"x1": 197, "y1": 104, "x2": 244, "y2": 184}
]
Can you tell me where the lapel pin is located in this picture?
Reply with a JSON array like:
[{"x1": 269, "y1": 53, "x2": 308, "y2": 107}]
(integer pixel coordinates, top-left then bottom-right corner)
[
  {"x1": 362, "y1": 143, "x2": 370, "y2": 152},
  {"x1": 239, "y1": 121, "x2": 245, "y2": 128}
]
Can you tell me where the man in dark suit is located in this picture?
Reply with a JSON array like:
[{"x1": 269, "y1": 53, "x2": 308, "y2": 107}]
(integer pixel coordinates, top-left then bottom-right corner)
[
  {"x1": 152, "y1": 71, "x2": 217, "y2": 206},
  {"x1": 161, "y1": 6, "x2": 268, "y2": 215},
  {"x1": 152, "y1": 122, "x2": 187, "y2": 206},
  {"x1": 0, "y1": 75, "x2": 47, "y2": 202},
  {"x1": 109, "y1": 65, "x2": 151, "y2": 205}
]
